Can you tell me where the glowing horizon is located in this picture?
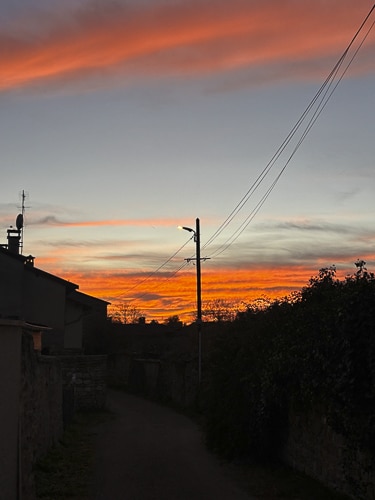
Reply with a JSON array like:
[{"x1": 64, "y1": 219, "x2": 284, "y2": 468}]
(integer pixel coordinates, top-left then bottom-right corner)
[{"x1": 35, "y1": 255, "x2": 375, "y2": 323}]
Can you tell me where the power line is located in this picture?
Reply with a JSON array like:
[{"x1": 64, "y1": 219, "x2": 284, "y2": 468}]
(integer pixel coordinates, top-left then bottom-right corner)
[
  {"x1": 112, "y1": 235, "x2": 193, "y2": 301},
  {"x1": 110, "y1": 4, "x2": 375, "y2": 306},
  {"x1": 203, "y1": 4, "x2": 375, "y2": 257}
]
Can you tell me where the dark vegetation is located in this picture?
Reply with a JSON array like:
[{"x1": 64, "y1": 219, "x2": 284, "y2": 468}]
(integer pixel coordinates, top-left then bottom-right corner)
[{"x1": 204, "y1": 261, "x2": 375, "y2": 484}]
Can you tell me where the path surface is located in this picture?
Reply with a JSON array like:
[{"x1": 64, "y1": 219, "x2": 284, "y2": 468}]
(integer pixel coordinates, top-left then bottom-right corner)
[{"x1": 91, "y1": 389, "x2": 254, "y2": 500}]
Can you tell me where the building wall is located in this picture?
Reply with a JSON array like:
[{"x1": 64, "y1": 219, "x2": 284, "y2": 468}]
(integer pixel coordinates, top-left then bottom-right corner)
[
  {"x1": 23, "y1": 270, "x2": 67, "y2": 351},
  {"x1": 0, "y1": 250, "x2": 108, "y2": 353},
  {"x1": 0, "y1": 253, "x2": 24, "y2": 319},
  {"x1": 82, "y1": 310, "x2": 109, "y2": 354},
  {"x1": 64, "y1": 299, "x2": 84, "y2": 351}
]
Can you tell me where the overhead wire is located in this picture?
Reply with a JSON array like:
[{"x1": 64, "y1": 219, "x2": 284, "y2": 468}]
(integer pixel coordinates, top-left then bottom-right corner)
[
  {"x1": 122, "y1": 260, "x2": 192, "y2": 304},
  {"x1": 112, "y1": 235, "x2": 193, "y2": 301},
  {"x1": 111, "y1": 4, "x2": 374, "y2": 305},
  {"x1": 201, "y1": 58, "x2": 344, "y2": 251},
  {"x1": 209, "y1": 27, "x2": 374, "y2": 259},
  {"x1": 203, "y1": 3, "x2": 375, "y2": 258}
]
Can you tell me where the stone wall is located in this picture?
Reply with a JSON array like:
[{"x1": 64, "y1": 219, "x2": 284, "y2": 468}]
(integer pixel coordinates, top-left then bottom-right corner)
[
  {"x1": 282, "y1": 405, "x2": 375, "y2": 500},
  {"x1": 107, "y1": 352, "x2": 132, "y2": 388},
  {"x1": 20, "y1": 338, "x2": 107, "y2": 499},
  {"x1": 107, "y1": 352, "x2": 198, "y2": 408},
  {"x1": 20, "y1": 331, "x2": 63, "y2": 500},
  {"x1": 0, "y1": 320, "x2": 108, "y2": 500},
  {"x1": 59, "y1": 355, "x2": 107, "y2": 413},
  {"x1": 157, "y1": 357, "x2": 197, "y2": 407}
]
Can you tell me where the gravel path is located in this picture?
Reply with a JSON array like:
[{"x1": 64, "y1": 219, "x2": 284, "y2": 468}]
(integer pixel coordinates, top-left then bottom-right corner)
[{"x1": 90, "y1": 389, "x2": 255, "y2": 500}]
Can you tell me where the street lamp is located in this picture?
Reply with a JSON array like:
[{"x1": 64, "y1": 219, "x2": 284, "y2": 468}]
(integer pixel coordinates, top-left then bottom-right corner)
[{"x1": 179, "y1": 218, "x2": 202, "y2": 385}]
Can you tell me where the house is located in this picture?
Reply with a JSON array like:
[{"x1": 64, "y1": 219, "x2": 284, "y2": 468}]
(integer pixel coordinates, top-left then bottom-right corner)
[
  {"x1": 0, "y1": 222, "x2": 109, "y2": 353},
  {"x1": 0, "y1": 217, "x2": 109, "y2": 498},
  {"x1": 67, "y1": 290, "x2": 109, "y2": 353}
]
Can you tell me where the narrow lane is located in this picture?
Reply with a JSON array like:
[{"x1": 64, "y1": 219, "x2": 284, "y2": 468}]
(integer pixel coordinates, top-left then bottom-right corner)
[{"x1": 91, "y1": 389, "x2": 254, "y2": 500}]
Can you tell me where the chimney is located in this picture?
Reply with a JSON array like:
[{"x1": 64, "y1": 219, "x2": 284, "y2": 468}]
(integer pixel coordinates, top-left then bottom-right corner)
[
  {"x1": 25, "y1": 255, "x2": 35, "y2": 267},
  {"x1": 7, "y1": 228, "x2": 21, "y2": 255}
]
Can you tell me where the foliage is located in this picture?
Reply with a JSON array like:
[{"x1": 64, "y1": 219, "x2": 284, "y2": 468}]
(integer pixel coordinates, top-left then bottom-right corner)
[{"x1": 204, "y1": 262, "x2": 375, "y2": 477}]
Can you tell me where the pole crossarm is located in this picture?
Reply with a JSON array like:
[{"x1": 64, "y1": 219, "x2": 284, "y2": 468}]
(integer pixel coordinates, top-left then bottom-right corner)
[{"x1": 184, "y1": 257, "x2": 211, "y2": 263}]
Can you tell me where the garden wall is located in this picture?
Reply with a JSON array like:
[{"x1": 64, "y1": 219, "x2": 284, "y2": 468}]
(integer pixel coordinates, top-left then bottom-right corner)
[
  {"x1": 0, "y1": 320, "x2": 108, "y2": 500},
  {"x1": 20, "y1": 331, "x2": 63, "y2": 500},
  {"x1": 59, "y1": 355, "x2": 107, "y2": 413},
  {"x1": 107, "y1": 352, "x2": 198, "y2": 407},
  {"x1": 283, "y1": 405, "x2": 375, "y2": 500}
]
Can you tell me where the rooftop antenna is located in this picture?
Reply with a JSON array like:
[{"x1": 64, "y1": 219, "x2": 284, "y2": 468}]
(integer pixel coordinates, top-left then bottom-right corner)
[{"x1": 18, "y1": 190, "x2": 29, "y2": 254}]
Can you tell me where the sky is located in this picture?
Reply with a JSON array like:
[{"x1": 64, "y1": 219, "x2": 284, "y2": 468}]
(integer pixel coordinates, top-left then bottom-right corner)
[{"x1": 0, "y1": 0, "x2": 374, "y2": 322}]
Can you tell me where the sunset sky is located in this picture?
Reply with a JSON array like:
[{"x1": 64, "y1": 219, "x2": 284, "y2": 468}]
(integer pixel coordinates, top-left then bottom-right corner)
[{"x1": 0, "y1": 0, "x2": 374, "y2": 322}]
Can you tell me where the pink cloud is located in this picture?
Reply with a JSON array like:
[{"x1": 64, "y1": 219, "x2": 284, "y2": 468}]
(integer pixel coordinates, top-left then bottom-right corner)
[{"x1": 1, "y1": 0, "x2": 373, "y2": 91}]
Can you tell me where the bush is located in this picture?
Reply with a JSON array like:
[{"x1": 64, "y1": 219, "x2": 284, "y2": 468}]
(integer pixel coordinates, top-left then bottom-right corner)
[{"x1": 204, "y1": 263, "x2": 375, "y2": 462}]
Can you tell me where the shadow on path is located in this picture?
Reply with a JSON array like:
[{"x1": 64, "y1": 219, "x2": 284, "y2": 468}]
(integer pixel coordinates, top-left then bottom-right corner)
[{"x1": 90, "y1": 389, "x2": 254, "y2": 500}]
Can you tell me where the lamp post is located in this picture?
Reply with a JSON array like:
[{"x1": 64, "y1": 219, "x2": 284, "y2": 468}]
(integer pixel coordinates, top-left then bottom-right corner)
[{"x1": 180, "y1": 218, "x2": 202, "y2": 385}]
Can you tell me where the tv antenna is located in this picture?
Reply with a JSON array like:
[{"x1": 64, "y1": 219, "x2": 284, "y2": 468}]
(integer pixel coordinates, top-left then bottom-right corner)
[{"x1": 18, "y1": 190, "x2": 29, "y2": 254}]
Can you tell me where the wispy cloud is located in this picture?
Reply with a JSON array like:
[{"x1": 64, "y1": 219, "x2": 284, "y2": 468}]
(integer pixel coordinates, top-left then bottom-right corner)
[
  {"x1": 1, "y1": 0, "x2": 373, "y2": 92},
  {"x1": 33, "y1": 242, "x2": 375, "y2": 322},
  {"x1": 29, "y1": 215, "x2": 187, "y2": 228},
  {"x1": 209, "y1": 217, "x2": 375, "y2": 270}
]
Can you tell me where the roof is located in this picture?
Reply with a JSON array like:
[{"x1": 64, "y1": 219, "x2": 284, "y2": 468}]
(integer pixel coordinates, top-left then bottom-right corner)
[
  {"x1": 69, "y1": 289, "x2": 110, "y2": 307},
  {"x1": 0, "y1": 246, "x2": 78, "y2": 292}
]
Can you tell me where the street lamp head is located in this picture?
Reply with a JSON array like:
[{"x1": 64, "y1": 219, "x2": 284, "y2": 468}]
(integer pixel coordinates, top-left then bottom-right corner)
[{"x1": 178, "y1": 225, "x2": 195, "y2": 234}]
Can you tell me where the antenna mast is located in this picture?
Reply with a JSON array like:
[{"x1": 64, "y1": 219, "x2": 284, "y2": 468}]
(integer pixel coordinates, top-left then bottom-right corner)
[{"x1": 19, "y1": 190, "x2": 28, "y2": 254}]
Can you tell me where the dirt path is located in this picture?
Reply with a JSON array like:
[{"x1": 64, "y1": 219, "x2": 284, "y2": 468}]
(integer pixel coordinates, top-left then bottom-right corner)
[{"x1": 90, "y1": 389, "x2": 255, "y2": 500}]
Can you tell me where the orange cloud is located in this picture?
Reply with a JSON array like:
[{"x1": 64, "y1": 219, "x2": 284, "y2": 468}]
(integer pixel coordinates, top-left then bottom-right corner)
[
  {"x1": 1, "y1": 0, "x2": 373, "y2": 91},
  {"x1": 49, "y1": 263, "x2": 341, "y2": 322},
  {"x1": 31, "y1": 239, "x2": 375, "y2": 322}
]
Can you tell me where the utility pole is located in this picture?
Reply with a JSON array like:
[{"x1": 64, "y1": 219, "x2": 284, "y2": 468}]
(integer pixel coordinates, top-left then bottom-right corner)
[
  {"x1": 195, "y1": 218, "x2": 202, "y2": 385},
  {"x1": 180, "y1": 217, "x2": 208, "y2": 386}
]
